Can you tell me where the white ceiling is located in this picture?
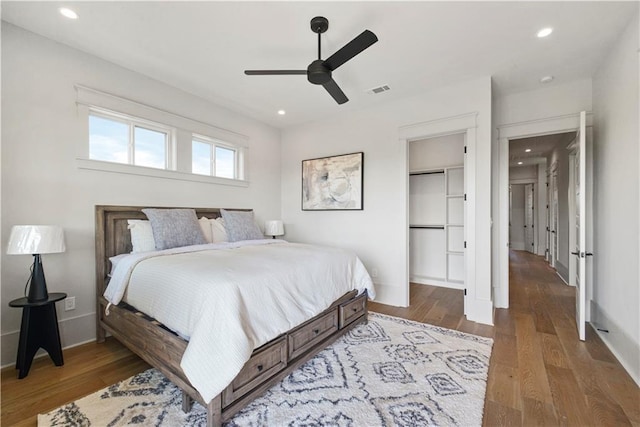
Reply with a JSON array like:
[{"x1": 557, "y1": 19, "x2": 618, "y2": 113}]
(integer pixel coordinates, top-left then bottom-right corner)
[
  {"x1": 509, "y1": 131, "x2": 576, "y2": 167},
  {"x1": 1, "y1": 1, "x2": 635, "y2": 129}
]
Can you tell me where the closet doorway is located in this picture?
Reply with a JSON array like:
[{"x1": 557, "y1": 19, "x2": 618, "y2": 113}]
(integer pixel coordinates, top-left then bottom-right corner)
[{"x1": 408, "y1": 133, "x2": 466, "y2": 310}]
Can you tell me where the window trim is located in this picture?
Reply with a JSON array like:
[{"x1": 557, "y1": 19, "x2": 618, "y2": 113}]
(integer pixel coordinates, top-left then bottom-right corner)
[
  {"x1": 192, "y1": 134, "x2": 240, "y2": 179},
  {"x1": 76, "y1": 85, "x2": 250, "y2": 185},
  {"x1": 89, "y1": 107, "x2": 175, "y2": 170}
]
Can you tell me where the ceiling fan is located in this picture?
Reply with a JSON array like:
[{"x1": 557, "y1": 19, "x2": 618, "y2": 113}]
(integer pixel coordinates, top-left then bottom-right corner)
[{"x1": 244, "y1": 16, "x2": 378, "y2": 105}]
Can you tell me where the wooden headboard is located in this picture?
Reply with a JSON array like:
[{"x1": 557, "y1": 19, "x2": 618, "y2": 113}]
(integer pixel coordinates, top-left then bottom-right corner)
[{"x1": 94, "y1": 205, "x2": 250, "y2": 298}]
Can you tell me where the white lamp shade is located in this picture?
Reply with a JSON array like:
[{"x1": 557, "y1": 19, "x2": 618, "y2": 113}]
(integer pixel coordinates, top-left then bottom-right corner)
[
  {"x1": 264, "y1": 220, "x2": 284, "y2": 237},
  {"x1": 7, "y1": 225, "x2": 66, "y2": 255}
]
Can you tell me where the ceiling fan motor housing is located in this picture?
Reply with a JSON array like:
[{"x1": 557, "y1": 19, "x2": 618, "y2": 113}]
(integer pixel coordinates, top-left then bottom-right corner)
[{"x1": 307, "y1": 59, "x2": 331, "y2": 85}]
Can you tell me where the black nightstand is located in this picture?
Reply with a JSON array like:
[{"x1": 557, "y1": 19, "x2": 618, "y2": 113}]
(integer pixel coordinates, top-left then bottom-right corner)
[{"x1": 9, "y1": 292, "x2": 66, "y2": 378}]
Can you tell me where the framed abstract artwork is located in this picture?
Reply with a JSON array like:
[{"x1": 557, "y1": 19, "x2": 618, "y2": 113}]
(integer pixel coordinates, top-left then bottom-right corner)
[{"x1": 302, "y1": 152, "x2": 364, "y2": 210}]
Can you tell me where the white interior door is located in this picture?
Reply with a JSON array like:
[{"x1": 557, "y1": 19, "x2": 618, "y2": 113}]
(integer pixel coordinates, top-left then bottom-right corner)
[
  {"x1": 572, "y1": 111, "x2": 587, "y2": 341},
  {"x1": 524, "y1": 183, "x2": 535, "y2": 253}
]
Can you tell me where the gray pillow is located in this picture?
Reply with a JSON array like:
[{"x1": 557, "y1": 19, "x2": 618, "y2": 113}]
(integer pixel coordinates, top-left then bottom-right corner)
[
  {"x1": 142, "y1": 208, "x2": 207, "y2": 250},
  {"x1": 220, "y1": 209, "x2": 265, "y2": 242}
]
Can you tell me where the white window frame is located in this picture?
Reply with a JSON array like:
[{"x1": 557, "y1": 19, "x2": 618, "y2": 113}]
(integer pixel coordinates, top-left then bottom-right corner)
[
  {"x1": 89, "y1": 107, "x2": 176, "y2": 170},
  {"x1": 192, "y1": 134, "x2": 240, "y2": 179},
  {"x1": 76, "y1": 85, "x2": 249, "y2": 187}
]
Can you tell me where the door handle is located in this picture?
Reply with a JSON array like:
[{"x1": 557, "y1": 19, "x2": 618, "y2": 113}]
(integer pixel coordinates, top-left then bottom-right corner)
[
  {"x1": 586, "y1": 252, "x2": 593, "y2": 257},
  {"x1": 571, "y1": 251, "x2": 579, "y2": 256}
]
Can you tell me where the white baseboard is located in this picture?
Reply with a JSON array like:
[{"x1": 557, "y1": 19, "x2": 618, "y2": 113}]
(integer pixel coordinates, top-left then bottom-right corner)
[
  {"x1": 1, "y1": 312, "x2": 97, "y2": 368},
  {"x1": 590, "y1": 301, "x2": 640, "y2": 386},
  {"x1": 410, "y1": 276, "x2": 465, "y2": 290},
  {"x1": 556, "y1": 262, "x2": 569, "y2": 284}
]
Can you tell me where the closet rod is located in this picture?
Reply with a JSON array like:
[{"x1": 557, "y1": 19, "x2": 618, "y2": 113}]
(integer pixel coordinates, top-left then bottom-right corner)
[
  {"x1": 409, "y1": 225, "x2": 445, "y2": 230},
  {"x1": 409, "y1": 170, "x2": 445, "y2": 176}
]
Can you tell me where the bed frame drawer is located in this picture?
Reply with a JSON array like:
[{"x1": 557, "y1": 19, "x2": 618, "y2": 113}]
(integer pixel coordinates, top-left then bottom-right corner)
[
  {"x1": 222, "y1": 336, "x2": 287, "y2": 407},
  {"x1": 339, "y1": 292, "x2": 367, "y2": 328},
  {"x1": 288, "y1": 309, "x2": 339, "y2": 360}
]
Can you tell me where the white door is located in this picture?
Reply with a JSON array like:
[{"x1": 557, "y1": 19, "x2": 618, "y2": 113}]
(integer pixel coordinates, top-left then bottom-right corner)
[
  {"x1": 549, "y1": 169, "x2": 558, "y2": 268},
  {"x1": 524, "y1": 184, "x2": 535, "y2": 253},
  {"x1": 572, "y1": 111, "x2": 588, "y2": 341}
]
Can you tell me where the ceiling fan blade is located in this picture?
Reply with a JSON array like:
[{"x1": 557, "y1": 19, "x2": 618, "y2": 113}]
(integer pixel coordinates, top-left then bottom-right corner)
[
  {"x1": 323, "y1": 30, "x2": 378, "y2": 71},
  {"x1": 244, "y1": 70, "x2": 307, "y2": 75},
  {"x1": 322, "y1": 79, "x2": 348, "y2": 104}
]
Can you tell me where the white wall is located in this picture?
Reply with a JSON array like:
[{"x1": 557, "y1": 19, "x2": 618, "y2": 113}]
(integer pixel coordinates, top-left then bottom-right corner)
[
  {"x1": 0, "y1": 24, "x2": 282, "y2": 365},
  {"x1": 281, "y1": 77, "x2": 493, "y2": 324},
  {"x1": 592, "y1": 12, "x2": 639, "y2": 384},
  {"x1": 509, "y1": 165, "x2": 537, "y2": 181}
]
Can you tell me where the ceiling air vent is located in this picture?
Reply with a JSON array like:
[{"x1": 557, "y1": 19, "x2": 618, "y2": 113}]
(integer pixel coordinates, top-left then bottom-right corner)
[{"x1": 366, "y1": 84, "x2": 390, "y2": 95}]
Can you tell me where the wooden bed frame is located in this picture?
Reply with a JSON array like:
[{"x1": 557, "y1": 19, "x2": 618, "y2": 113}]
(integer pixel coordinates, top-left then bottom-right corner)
[{"x1": 95, "y1": 205, "x2": 368, "y2": 427}]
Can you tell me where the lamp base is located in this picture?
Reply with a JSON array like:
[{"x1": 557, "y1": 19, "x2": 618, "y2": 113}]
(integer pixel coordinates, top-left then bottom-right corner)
[{"x1": 27, "y1": 254, "x2": 49, "y2": 302}]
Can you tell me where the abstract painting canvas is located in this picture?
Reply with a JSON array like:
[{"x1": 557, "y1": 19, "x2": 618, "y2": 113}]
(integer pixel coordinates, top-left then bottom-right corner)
[{"x1": 302, "y1": 152, "x2": 363, "y2": 210}]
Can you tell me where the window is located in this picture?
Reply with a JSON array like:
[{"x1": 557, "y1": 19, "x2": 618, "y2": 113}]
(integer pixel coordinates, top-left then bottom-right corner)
[
  {"x1": 192, "y1": 136, "x2": 237, "y2": 179},
  {"x1": 78, "y1": 85, "x2": 248, "y2": 186},
  {"x1": 89, "y1": 110, "x2": 173, "y2": 170}
]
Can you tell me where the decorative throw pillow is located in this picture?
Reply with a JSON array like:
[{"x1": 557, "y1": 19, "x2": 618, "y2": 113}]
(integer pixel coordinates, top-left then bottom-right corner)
[
  {"x1": 220, "y1": 209, "x2": 265, "y2": 242},
  {"x1": 142, "y1": 208, "x2": 207, "y2": 250},
  {"x1": 211, "y1": 217, "x2": 229, "y2": 243},
  {"x1": 199, "y1": 217, "x2": 214, "y2": 243},
  {"x1": 127, "y1": 220, "x2": 156, "y2": 253}
]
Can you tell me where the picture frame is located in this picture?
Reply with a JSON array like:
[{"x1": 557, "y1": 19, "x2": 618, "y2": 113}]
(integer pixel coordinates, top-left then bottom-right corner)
[{"x1": 302, "y1": 152, "x2": 364, "y2": 211}]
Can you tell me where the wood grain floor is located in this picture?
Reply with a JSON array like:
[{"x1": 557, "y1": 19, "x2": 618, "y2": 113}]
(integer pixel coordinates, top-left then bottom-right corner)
[{"x1": 2, "y1": 250, "x2": 638, "y2": 426}]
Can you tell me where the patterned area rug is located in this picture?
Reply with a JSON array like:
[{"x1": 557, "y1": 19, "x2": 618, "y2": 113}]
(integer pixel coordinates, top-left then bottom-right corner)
[{"x1": 39, "y1": 313, "x2": 492, "y2": 426}]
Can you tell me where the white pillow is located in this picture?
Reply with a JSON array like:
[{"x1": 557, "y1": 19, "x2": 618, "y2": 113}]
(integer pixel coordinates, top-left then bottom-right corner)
[
  {"x1": 127, "y1": 220, "x2": 156, "y2": 252},
  {"x1": 108, "y1": 253, "x2": 129, "y2": 276},
  {"x1": 199, "y1": 217, "x2": 214, "y2": 243},
  {"x1": 211, "y1": 217, "x2": 229, "y2": 243}
]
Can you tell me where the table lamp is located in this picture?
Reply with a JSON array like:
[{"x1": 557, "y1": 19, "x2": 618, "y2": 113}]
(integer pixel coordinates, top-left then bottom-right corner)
[
  {"x1": 264, "y1": 220, "x2": 284, "y2": 239},
  {"x1": 7, "y1": 225, "x2": 66, "y2": 302}
]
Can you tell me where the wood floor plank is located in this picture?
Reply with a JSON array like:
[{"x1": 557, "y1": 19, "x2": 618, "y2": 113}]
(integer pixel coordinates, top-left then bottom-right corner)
[
  {"x1": 514, "y1": 312, "x2": 554, "y2": 404},
  {"x1": 486, "y1": 361, "x2": 521, "y2": 410},
  {"x1": 521, "y1": 397, "x2": 559, "y2": 427},
  {"x1": 483, "y1": 400, "x2": 523, "y2": 427},
  {"x1": 546, "y1": 364, "x2": 595, "y2": 426},
  {"x1": 540, "y1": 332, "x2": 570, "y2": 369}
]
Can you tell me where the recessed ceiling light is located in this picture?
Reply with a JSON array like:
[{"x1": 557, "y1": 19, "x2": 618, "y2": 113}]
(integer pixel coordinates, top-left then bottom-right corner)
[
  {"x1": 59, "y1": 7, "x2": 78, "y2": 19},
  {"x1": 277, "y1": 110, "x2": 286, "y2": 115},
  {"x1": 517, "y1": 161, "x2": 523, "y2": 165},
  {"x1": 540, "y1": 75, "x2": 554, "y2": 84},
  {"x1": 537, "y1": 27, "x2": 553, "y2": 38},
  {"x1": 525, "y1": 148, "x2": 532, "y2": 153}
]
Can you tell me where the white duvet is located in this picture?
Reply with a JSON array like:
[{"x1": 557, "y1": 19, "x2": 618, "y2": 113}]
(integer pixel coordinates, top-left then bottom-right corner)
[{"x1": 104, "y1": 240, "x2": 375, "y2": 403}]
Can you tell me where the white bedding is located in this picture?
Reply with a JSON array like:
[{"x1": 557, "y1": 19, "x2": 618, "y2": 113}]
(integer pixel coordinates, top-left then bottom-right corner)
[{"x1": 104, "y1": 240, "x2": 375, "y2": 403}]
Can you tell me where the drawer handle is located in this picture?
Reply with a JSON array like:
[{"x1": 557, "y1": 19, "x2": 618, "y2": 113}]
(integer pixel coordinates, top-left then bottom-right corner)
[
  {"x1": 352, "y1": 307, "x2": 359, "y2": 312},
  {"x1": 313, "y1": 328, "x2": 320, "y2": 335},
  {"x1": 257, "y1": 364, "x2": 263, "y2": 372}
]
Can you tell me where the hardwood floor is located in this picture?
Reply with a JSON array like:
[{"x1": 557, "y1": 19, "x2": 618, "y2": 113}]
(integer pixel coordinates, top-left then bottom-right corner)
[{"x1": 2, "y1": 250, "x2": 638, "y2": 426}]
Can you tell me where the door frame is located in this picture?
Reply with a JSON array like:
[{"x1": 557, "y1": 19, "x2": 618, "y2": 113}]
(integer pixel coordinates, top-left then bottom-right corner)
[
  {"x1": 495, "y1": 112, "x2": 593, "y2": 308},
  {"x1": 399, "y1": 112, "x2": 480, "y2": 320}
]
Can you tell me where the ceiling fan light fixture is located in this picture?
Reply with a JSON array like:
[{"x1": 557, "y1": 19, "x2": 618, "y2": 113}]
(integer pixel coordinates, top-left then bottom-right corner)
[
  {"x1": 537, "y1": 27, "x2": 553, "y2": 38},
  {"x1": 277, "y1": 110, "x2": 286, "y2": 115}
]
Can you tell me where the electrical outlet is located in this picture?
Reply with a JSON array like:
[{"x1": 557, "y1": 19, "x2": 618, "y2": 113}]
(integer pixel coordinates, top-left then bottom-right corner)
[
  {"x1": 64, "y1": 296, "x2": 76, "y2": 311},
  {"x1": 371, "y1": 268, "x2": 378, "y2": 278}
]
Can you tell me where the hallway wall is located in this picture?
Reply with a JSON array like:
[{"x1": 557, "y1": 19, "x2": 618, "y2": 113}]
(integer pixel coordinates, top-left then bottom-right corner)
[{"x1": 592, "y1": 12, "x2": 639, "y2": 384}]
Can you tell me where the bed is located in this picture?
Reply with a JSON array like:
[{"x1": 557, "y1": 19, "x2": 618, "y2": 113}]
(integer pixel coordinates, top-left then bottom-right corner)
[{"x1": 95, "y1": 205, "x2": 373, "y2": 426}]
